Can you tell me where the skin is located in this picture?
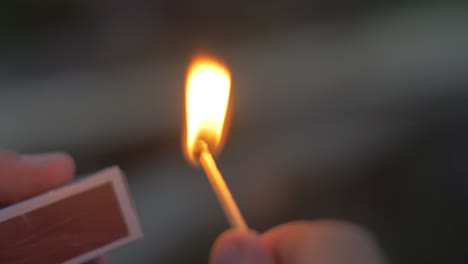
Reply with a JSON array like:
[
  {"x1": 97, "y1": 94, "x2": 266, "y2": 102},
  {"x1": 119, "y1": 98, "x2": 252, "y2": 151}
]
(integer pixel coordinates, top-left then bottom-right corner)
[
  {"x1": 0, "y1": 151, "x2": 74, "y2": 205},
  {"x1": 0, "y1": 150, "x2": 105, "y2": 264},
  {"x1": 0, "y1": 150, "x2": 387, "y2": 264},
  {"x1": 210, "y1": 222, "x2": 388, "y2": 264}
]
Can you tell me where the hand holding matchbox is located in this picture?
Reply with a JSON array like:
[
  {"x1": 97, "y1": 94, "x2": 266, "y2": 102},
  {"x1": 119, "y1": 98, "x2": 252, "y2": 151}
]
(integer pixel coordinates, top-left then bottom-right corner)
[
  {"x1": 0, "y1": 56, "x2": 241, "y2": 264},
  {"x1": 0, "y1": 56, "x2": 242, "y2": 264},
  {"x1": 0, "y1": 166, "x2": 142, "y2": 264}
]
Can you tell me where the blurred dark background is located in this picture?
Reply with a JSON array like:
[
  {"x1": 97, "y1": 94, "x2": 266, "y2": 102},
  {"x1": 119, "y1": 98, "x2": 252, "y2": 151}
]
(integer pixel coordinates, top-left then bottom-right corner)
[{"x1": 1, "y1": 1, "x2": 468, "y2": 263}]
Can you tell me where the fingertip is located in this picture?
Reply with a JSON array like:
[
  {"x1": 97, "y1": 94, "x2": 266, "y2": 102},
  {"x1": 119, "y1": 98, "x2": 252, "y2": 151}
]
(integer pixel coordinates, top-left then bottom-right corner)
[
  {"x1": 0, "y1": 152, "x2": 75, "y2": 204},
  {"x1": 210, "y1": 229, "x2": 274, "y2": 264},
  {"x1": 21, "y1": 152, "x2": 75, "y2": 184}
]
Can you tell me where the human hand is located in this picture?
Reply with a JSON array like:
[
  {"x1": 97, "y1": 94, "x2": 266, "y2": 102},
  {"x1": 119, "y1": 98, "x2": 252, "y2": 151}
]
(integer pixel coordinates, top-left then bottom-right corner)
[
  {"x1": 210, "y1": 221, "x2": 387, "y2": 264},
  {"x1": 0, "y1": 150, "x2": 108, "y2": 264}
]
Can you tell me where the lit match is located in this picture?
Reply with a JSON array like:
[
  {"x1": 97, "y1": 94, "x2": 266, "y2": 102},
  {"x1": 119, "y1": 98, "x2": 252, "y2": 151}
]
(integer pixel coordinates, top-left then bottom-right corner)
[{"x1": 184, "y1": 57, "x2": 247, "y2": 231}]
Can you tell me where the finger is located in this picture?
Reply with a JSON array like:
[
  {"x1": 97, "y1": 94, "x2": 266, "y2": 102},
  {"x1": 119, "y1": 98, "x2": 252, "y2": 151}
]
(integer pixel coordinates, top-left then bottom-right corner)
[
  {"x1": 0, "y1": 151, "x2": 75, "y2": 205},
  {"x1": 262, "y1": 220, "x2": 388, "y2": 264},
  {"x1": 210, "y1": 229, "x2": 275, "y2": 264}
]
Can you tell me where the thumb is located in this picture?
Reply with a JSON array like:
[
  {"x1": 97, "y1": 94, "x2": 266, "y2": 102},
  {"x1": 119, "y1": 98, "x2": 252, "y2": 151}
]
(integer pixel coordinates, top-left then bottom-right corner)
[
  {"x1": 0, "y1": 151, "x2": 74, "y2": 205},
  {"x1": 262, "y1": 221, "x2": 388, "y2": 264},
  {"x1": 210, "y1": 229, "x2": 275, "y2": 264}
]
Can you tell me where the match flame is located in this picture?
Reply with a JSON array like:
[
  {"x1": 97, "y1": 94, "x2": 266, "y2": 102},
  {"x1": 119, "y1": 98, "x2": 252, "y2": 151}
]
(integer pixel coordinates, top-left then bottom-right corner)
[{"x1": 184, "y1": 57, "x2": 231, "y2": 165}]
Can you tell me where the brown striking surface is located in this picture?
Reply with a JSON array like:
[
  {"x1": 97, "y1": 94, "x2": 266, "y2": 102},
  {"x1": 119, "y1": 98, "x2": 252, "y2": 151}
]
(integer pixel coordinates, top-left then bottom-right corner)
[{"x1": 0, "y1": 183, "x2": 129, "y2": 264}]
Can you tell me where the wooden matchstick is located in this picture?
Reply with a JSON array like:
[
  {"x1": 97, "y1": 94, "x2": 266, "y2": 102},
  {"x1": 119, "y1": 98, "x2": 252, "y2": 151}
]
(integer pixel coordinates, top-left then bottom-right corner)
[{"x1": 197, "y1": 141, "x2": 247, "y2": 231}]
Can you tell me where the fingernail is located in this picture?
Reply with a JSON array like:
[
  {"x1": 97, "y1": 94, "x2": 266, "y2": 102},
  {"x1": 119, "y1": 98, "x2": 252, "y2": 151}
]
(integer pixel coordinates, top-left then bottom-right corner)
[
  {"x1": 21, "y1": 152, "x2": 71, "y2": 165},
  {"x1": 211, "y1": 231, "x2": 273, "y2": 264}
]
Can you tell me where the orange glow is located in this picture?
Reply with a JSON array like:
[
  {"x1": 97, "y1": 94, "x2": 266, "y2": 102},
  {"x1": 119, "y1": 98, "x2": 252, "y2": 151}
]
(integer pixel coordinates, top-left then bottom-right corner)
[{"x1": 184, "y1": 57, "x2": 231, "y2": 165}]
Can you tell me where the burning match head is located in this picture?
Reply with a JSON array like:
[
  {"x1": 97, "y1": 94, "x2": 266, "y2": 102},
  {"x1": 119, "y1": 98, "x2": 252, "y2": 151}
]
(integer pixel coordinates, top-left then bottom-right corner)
[{"x1": 183, "y1": 56, "x2": 231, "y2": 166}]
